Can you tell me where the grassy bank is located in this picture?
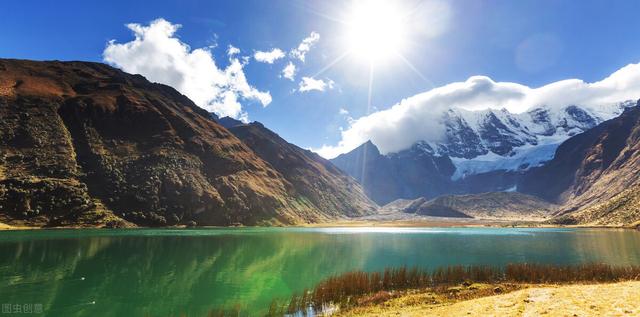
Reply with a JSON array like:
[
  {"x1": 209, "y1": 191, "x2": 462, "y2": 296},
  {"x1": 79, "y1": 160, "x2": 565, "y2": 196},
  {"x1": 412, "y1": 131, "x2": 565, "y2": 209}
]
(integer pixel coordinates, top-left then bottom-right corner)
[
  {"x1": 339, "y1": 281, "x2": 640, "y2": 316},
  {"x1": 262, "y1": 263, "x2": 640, "y2": 316}
]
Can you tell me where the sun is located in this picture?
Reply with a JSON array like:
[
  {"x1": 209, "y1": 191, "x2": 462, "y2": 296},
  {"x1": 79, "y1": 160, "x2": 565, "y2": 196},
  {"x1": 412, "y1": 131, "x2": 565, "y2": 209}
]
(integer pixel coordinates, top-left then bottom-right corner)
[{"x1": 344, "y1": 0, "x2": 409, "y2": 64}]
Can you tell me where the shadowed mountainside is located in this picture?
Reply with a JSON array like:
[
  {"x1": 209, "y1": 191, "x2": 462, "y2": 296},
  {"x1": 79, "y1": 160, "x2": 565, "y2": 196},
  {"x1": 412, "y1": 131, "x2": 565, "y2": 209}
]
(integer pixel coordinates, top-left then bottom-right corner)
[
  {"x1": 330, "y1": 141, "x2": 526, "y2": 206},
  {"x1": 520, "y1": 101, "x2": 640, "y2": 226},
  {"x1": 0, "y1": 59, "x2": 374, "y2": 227},
  {"x1": 330, "y1": 141, "x2": 456, "y2": 205}
]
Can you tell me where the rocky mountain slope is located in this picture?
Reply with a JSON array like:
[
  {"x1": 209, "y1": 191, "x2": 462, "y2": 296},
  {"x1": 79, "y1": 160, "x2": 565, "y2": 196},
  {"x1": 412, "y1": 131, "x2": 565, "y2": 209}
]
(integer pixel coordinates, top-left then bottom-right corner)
[
  {"x1": 332, "y1": 103, "x2": 633, "y2": 204},
  {"x1": 385, "y1": 192, "x2": 555, "y2": 220},
  {"x1": 0, "y1": 59, "x2": 374, "y2": 227},
  {"x1": 520, "y1": 101, "x2": 640, "y2": 225},
  {"x1": 227, "y1": 122, "x2": 376, "y2": 218}
]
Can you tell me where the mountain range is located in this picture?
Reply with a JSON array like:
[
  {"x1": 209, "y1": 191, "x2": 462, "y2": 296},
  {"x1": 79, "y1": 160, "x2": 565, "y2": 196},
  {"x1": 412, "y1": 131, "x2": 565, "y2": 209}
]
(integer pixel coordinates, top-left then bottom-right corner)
[
  {"x1": 331, "y1": 102, "x2": 633, "y2": 202},
  {"x1": 332, "y1": 100, "x2": 640, "y2": 225},
  {"x1": 0, "y1": 59, "x2": 375, "y2": 228},
  {"x1": 1, "y1": 58, "x2": 638, "y2": 227}
]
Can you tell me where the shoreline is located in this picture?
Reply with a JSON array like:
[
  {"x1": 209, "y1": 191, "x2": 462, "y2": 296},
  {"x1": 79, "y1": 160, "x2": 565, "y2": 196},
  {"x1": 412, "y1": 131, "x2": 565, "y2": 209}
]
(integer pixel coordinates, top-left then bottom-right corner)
[
  {"x1": 302, "y1": 218, "x2": 640, "y2": 230},
  {"x1": 1, "y1": 221, "x2": 637, "y2": 231},
  {"x1": 2, "y1": 212, "x2": 638, "y2": 231}
]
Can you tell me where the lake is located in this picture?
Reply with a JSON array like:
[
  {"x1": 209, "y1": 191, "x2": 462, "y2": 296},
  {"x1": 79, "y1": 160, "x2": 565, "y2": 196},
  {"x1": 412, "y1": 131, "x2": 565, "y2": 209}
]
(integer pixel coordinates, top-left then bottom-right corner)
[{"x1": 1, "y1": 227, "x2": 640, "y2": 316}]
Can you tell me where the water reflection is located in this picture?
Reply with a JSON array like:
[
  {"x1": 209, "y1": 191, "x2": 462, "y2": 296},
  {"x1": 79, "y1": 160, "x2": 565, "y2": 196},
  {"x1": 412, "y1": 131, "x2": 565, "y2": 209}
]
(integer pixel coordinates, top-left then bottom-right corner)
[{"x1": 0, "y1": 228, "x2": 639, "y2": 316}]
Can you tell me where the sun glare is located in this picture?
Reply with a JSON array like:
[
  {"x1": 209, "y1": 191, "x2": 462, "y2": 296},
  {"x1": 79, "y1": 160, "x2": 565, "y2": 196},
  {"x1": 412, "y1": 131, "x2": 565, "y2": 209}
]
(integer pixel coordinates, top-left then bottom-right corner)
[{"x1": 344, "y1": 0, "x2": 409, "y2": 64}]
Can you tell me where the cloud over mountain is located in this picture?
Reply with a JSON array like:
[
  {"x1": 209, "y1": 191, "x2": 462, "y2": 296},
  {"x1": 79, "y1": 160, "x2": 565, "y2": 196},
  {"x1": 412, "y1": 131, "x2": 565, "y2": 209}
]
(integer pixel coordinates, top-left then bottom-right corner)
[
  {"x1": 315, "y1": 62, "x2": 640, "y2": 158},
  {"x1": 103, "y1": 18, "x2": 270, "y2": 121}
]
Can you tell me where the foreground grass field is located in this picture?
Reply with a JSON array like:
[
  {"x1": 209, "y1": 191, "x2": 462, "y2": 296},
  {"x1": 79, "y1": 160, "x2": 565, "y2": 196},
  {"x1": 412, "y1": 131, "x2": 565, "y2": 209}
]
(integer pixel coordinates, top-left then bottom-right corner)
[
  {"x1": 269, "y1": 264, "x2": 640, "y2": 315},
  {"x1": 338, "y1": 281, "x2": 640, "y2": 316}
]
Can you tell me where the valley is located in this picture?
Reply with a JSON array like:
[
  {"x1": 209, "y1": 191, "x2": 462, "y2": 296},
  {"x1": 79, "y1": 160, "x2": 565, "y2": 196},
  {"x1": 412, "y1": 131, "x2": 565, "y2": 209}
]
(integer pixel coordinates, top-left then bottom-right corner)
[
  {"x1": 3, "y1": 3, "x2": 640, "y2": 317},
  {"x1": 1, "y1": 58, "x2": 640, "y2": 229}
]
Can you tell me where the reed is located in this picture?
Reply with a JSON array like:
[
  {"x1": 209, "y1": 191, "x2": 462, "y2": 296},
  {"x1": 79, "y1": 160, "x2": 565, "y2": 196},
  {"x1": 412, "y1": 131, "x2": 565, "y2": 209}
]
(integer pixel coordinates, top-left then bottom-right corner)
[{"x1": 270, "y1": 263, "x2": 640, "y2": 315}]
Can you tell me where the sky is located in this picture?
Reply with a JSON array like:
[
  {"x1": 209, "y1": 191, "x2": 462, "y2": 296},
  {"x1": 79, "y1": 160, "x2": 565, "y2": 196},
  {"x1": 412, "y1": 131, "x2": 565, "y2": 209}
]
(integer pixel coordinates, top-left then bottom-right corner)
[{"x1": 2, "y1": 0, "x2": 640, "y2": 157}]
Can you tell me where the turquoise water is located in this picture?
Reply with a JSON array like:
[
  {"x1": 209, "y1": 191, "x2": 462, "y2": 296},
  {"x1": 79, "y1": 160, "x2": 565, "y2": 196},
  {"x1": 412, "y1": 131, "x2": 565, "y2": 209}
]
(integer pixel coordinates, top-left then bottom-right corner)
[{"x1": 1, "y1": 227, "x2": 639, "y2": 316}]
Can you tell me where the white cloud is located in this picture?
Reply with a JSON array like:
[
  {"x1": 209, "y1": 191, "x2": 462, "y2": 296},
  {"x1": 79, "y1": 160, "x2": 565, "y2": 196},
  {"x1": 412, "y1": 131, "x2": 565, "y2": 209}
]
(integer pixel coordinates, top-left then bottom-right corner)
[
  {"x1": 315, "y1": 62, "x2": 640, "y2": 158},
  {"x1": 339, "y1": 108, "x2": 349, "y2": 115},
  {"x1": 103, "y1": 18, "x2": 270, "y2": 121},
  {"x1": 281, "y1": 62, "x2": 296, "y2": 81},
  {"x1": 227, "y1": 45, "x2": 240, "y2": 56},
  {"x1": 314, "y1": 144, "x2": 349, "y2": 160},
  {"x1": 290, "y1": 32, "x2": 320, "y2": 62},
  {"x1": 298, "y1": 77, "x2": 335, "y2": 92},
  {"x1": 254, "y1": 48, "x2": 285, "y2": 64}
]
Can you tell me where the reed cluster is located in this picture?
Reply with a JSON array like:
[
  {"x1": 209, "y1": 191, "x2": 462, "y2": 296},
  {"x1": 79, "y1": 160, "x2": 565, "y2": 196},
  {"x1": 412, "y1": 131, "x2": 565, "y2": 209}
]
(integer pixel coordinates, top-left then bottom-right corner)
[{"x1": 267, "y1": 263, "x2": 640, "y2": 316}]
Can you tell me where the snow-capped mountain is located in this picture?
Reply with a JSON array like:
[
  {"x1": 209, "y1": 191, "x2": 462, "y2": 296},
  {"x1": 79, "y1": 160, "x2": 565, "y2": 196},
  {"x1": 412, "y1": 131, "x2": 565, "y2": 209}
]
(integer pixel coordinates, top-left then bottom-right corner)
[
  {"x1": 331, "y1": 101, "x2": 636, "y2": 204},
  {"x1": 431, "y1": 101, "x2": 636, "y2": 180}
]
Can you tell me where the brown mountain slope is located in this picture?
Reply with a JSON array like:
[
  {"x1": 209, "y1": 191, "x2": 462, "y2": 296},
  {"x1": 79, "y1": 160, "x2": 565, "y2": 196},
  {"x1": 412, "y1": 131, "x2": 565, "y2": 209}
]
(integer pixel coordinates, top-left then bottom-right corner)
[
  {"x1": 228, "y1": 122, "x2": 377, "y2": 217},
  {"x1": 520, "y1": 101, "x2": 640, "y2": 226},
  {"x1": 389, "y1": 192, "x2": 556, "y2": 220},
  {"x1": 0, "y1": 59, "x2": 364, "y2": 227}
]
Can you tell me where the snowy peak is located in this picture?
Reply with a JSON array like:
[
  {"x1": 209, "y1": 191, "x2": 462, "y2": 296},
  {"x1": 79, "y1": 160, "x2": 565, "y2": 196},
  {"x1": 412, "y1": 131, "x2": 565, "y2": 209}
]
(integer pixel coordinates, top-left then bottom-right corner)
[
  {"x1": 437, "y1": 107, "x2": 538, "y2": 159},
  {"x1": 527, "y1": 108, "x2": 557, "y2": 136},
  {"x1": 435, "y1": 102, "x2": 632, "y2": 160},
  {"x1": 563, "y1": 105, "x2": 598, "y2": 132},
  {"x1": 395, "y1": 101, "x2": 635, "y2": 181},
  {"x1": 476, "y1": 109, "x2": 537, "y2": 156},
  {"x1": 330, "y1": 100, "x2": 637, "y2": 206},
  {"x1": 523, "y1": 105, "x2": 598, "y2": 139},
  {"x1": 437, "y1": 110, "x2": 487, "y2": 159}
]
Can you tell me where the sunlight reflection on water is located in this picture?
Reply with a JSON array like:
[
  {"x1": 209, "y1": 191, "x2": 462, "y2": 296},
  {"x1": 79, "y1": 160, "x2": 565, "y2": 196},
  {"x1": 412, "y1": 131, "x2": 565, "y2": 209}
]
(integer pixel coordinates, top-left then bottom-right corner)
[
  {"x1": 310, "y1": 226, "x2": 573, "y2": 235},
  {"x1": 0, "y1": 227, "x2": 638, "y2": 316}
]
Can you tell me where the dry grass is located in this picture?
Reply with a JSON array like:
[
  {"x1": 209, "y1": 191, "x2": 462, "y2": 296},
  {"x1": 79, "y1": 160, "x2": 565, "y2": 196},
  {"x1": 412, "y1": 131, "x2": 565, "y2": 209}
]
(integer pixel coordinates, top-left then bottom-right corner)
[
  {"x1": 340, "y1": 281, "x2": 640, "y2": 316},
  {"x1": 265, "y1": 263, "x2": 640, "y2": 316}
]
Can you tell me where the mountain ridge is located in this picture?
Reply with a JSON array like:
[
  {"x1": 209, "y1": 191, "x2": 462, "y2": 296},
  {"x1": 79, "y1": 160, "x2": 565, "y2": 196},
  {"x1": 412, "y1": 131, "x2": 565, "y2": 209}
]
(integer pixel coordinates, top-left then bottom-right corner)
[
  {"x1": 0, "y1": 58, "x2": 373, "y2": 227},
  {"x1": 331, "y1": 102, "x2": 634, "y2": 205},
  {"x1": 227, "y1": 122, "x2": 377, "y2": 218}
]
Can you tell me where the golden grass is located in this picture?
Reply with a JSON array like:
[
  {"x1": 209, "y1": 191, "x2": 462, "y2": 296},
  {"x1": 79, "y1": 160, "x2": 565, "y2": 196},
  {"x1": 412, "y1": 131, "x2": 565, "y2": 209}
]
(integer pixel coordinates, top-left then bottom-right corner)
[
  {"x1": 340, "y1": 281, "x2": 640, "y2": 316},
  {"x1": 267, "y1": 263, "x2": 640, "y2": 316}
]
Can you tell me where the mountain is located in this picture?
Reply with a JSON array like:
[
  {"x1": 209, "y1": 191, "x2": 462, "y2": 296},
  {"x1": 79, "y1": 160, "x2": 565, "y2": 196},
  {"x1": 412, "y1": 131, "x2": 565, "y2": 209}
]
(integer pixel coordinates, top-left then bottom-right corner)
[
  {"x1": 227, "y1": 122, "x2": 376, "y2": 217},
  {"x1": 446, "y1": 104, "x2": 632, "y2": 179},
  {"x1": 0, "y1": 59, "x2": 371, "y2": 228},
  {"x1": 209, "y1": 113, "x2": 244, "y2": 129},
  {"x1": 332, "y1": 103, "x2": 633, "y2": 204},
  {"x1": 519, "y1": 101, "x2": 640, "y2": 226},
  {"x1": 389, "y1": 192, "x2": 556, "y2": 220},
  {"x1": 330, "y1": 141, "x2": 455, "y2": 205},
  {"x1": 400, "y1": 197, "x2": 472, "y2": 218}
]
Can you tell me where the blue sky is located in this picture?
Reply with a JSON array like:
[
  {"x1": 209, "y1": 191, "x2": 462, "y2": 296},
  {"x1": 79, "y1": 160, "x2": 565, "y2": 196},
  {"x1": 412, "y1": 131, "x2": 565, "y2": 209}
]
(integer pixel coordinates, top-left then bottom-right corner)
[{"x1": 2, "y1": 0, "x2": 640, "y2": 155}]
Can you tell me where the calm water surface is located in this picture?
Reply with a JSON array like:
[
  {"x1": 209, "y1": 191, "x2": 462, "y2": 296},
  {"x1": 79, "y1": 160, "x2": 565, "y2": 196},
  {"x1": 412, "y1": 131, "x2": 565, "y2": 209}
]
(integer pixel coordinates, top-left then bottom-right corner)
[{"x1": 1, "y1": 227, "x2": 640, "y2": 316}]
